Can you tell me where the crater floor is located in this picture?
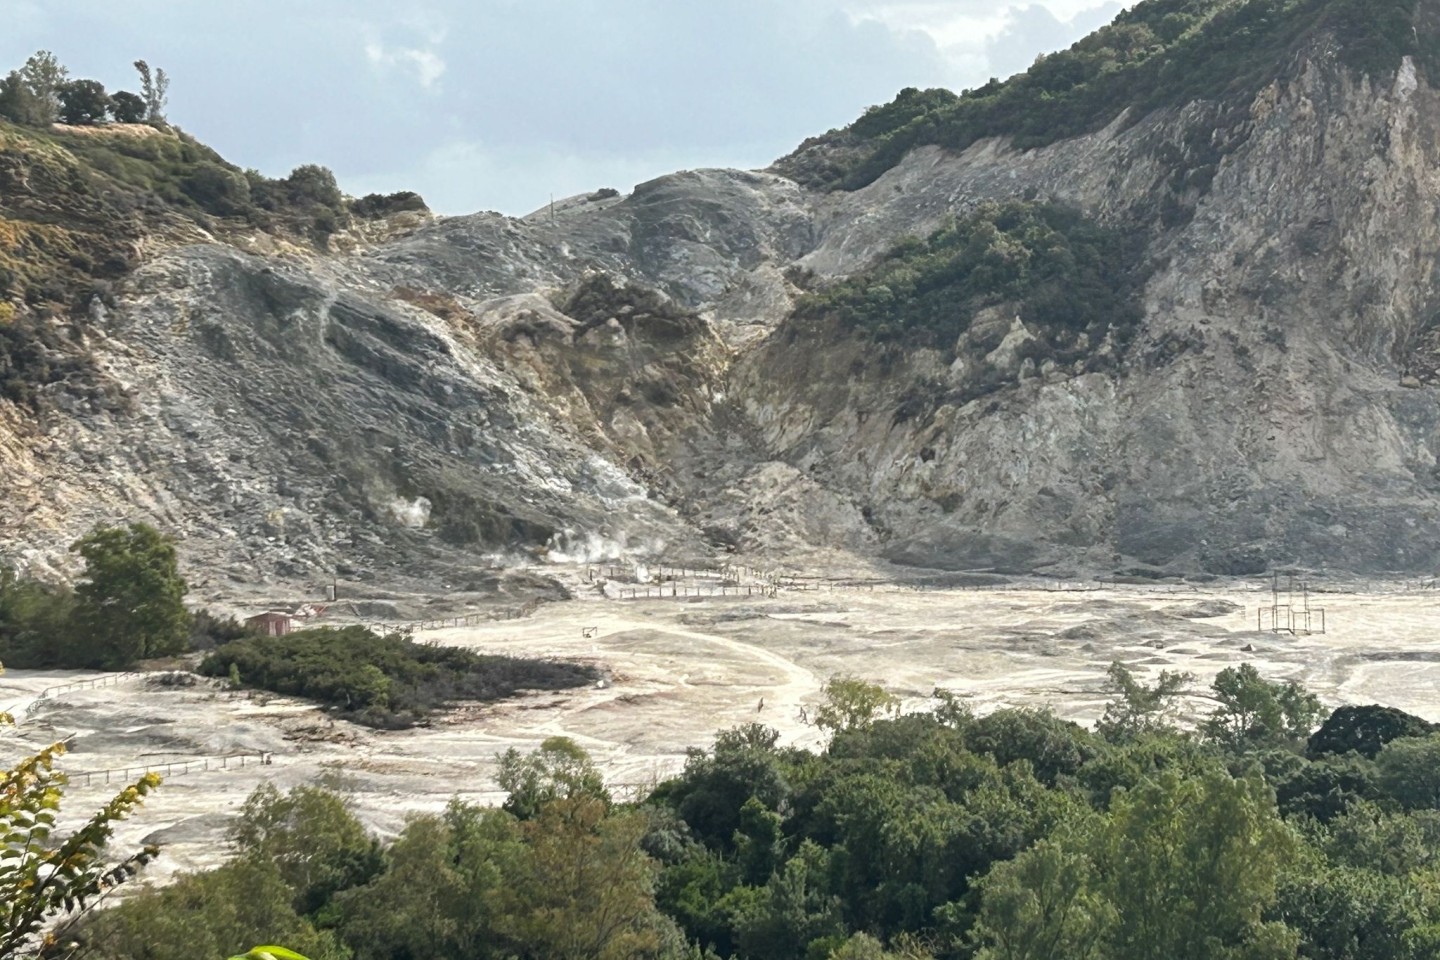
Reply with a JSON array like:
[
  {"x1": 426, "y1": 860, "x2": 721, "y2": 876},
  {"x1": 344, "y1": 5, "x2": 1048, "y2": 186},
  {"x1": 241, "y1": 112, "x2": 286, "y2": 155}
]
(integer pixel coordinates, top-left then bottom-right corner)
[{"x1": 4, "y1": 571, "x2": 1438, "y2": 885}]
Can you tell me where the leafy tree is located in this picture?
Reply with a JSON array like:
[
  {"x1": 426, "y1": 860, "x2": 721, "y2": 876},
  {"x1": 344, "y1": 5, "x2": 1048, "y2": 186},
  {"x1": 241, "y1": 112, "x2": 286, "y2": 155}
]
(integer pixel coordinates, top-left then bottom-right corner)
[
  {"x1": 0, "y1": 661, "x2": 159, "y2": 959},
  {"x1": 0, "y1": 568, "x2": 76, "y2": 668},
  {"x1": 283, "y1": 164, "x2": 344, "y2": 209},
  {"x1": 1272, "y1": 753, "x2": 1377, "y2": 823},
  {"x1": 16, "y1": 51, "x2": 67, "y2": 125},
  {"x1": 1092, "y1": 770, "x2": 1298, "y2": 960},
  {"x1": 970, "y1": 837, "x2": 1114, "y2": 960},
  {"x1": 499, "y1": 795, "x2": 666, "y2": 960},
  {"x1": 497, "y1": 736, "x2": 610, "y2": 820},
  {"x1": 1202, "y1": 664, "x2": 1323, "y2": 751},
  {"x1": 1314, "y1": 801, "x2": 1440, "y2": 877},
  {"x1": 962, "y1": 707, "x2": 1100, "y2": 786},
  {"x1": 976, "y1": 769, "x2": 1298, "y2": 960},
  {"x1": 69, "y1": 522, "x2": 190, "y2": 668},
  {"x1": 657, "y1": 724, "x2": 793, "y2": 851},
  {"x1": 108, "y1": 89, "x2": 147, "y2": 123},
  {"x1": 56, "y1": 79, "x2": 110, "y2": 125},
  {"x1": 813, "y1": 676, "x2": 900, "y2": 735},
  {"x1": 335, "y1": 802, "x2": 526, "y2": 960},
  {"x1": 133, "y1": 59, "x2": 168, "y2": 121},
  {"x1": 730, "y1": 842, "x2": 845, "y2": 960},
  {"x1": 181, "y1": 162, "x2": 253, "y2": 216},
  {"x1": 74, "y1": 856, "x2": 344, "y2": 960},
  {"x1": 1375, "y1": 735, "x2": 1440, "y2": 810},
  {"x1": 1095, "y1": 661, "x2": 1191, "y2": 743},
  {"x1": 229, "y1": 783, "x2": 382, "y2": 914},
  {"x1": 1307, "y1": 705, "x2": 1436, "y2": 760},
  {"x1": 0, "y1": 72, "x2": 38, "y2": 125},
  {"x1": 1274, "y1": 862, "x2": 1433, "y2": 960}
]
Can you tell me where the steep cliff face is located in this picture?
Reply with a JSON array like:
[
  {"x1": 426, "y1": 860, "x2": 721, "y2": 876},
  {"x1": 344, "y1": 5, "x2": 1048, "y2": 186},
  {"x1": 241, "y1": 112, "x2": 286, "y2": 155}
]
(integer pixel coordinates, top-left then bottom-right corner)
[
  {"x1": 739, "y1": 51, "x2": 1440, "y2": 574},
  {"x1": 7, "y1": 11, "x2": 1440, "y2": 583}
]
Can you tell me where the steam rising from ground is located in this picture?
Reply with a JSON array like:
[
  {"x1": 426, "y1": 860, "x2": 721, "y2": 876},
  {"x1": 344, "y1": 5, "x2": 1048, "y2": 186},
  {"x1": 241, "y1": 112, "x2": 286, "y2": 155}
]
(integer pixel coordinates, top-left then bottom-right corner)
[
  {"x1": 546, "y1": 529, "x2": 665, "y2": 563},
  {"x1": 388, "y1": 497, "x2": 432, "y2": 529}
]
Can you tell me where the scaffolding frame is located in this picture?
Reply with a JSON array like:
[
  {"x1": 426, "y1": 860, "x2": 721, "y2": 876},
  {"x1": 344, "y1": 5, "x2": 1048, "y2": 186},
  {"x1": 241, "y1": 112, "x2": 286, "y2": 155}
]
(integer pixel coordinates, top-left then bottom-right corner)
[{"x1": 1257, "y1": 572, "x2": 1326, "y2": 635}]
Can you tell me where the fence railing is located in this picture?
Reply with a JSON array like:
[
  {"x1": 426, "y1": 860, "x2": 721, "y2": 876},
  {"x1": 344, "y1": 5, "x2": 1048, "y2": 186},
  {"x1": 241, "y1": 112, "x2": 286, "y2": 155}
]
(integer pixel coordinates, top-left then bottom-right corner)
[{"x1": 68, "y1": 751, "x2": 274, "y2": 788}]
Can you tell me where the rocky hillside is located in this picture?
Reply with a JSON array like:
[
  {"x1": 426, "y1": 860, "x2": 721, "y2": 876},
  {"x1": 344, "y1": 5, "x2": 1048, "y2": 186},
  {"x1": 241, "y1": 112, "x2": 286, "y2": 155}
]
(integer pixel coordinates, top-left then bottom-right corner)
[{"x1": 7, "y1": 0, "x2": 1440, "y2": 586}]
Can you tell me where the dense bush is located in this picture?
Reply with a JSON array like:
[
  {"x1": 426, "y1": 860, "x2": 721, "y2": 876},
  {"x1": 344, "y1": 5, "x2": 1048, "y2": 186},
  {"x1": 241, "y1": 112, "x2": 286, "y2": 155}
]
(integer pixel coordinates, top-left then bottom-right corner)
[
  {"x1": 199, "y1": 626, "x2": 599, "y2": 727},
  {"x1": 780, "y1": 0, "x2": 1437, "y2": 192},
  {"x1": 795, "y1": 201, "x2": 1145, "y2": 356},
  {"x1": 0, "y1": 522, "x2": 190, "y2": 670},
  {"x1": 350, "y1": 190, "x2": 428, "y2": 219}
]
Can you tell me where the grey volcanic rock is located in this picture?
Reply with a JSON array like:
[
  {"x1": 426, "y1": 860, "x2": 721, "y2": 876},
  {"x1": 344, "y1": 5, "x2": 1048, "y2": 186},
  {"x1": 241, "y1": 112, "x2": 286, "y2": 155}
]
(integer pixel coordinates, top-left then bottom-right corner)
[{"x1": 7, "y1": 47, "x2": 1440, "y2": 582}]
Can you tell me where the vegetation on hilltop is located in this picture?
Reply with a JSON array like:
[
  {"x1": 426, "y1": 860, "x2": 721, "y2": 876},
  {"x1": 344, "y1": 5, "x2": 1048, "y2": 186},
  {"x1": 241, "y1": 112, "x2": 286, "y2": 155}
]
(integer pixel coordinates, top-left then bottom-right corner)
[
  {"x1": 0, "y1": 50, "x2": 426, "y2": 415},
  {"x1": 199, "y1": 626, "x2": 600, "y2": 729},
  {"x1": 41, "y1": 664, "x2": 1440, "y2": 959},
  {"x1": 776, "y1": 0, "x2": 1439, "y2": 191}
]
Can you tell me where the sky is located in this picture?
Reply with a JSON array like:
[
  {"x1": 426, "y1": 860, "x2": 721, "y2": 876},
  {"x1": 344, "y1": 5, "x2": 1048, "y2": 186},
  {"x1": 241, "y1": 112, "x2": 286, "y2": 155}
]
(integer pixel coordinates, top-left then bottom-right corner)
[{"x1": 1, "y1": 0, "x2": 1125, "y2": 216}]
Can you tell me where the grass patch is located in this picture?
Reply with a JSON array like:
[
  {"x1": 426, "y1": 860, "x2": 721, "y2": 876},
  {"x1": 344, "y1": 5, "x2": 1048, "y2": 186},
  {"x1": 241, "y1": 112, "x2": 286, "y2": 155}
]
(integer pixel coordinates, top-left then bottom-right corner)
[{"x1": 199, "y1": 626, "x2": 600, "y2": 729}]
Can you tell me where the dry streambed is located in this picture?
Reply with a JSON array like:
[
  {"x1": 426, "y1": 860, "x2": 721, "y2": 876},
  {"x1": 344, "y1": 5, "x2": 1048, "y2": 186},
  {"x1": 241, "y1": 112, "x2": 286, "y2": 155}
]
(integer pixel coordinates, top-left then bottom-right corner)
[{"x1": 3, "y1": 580, "x2": 1440, "y2": 883}]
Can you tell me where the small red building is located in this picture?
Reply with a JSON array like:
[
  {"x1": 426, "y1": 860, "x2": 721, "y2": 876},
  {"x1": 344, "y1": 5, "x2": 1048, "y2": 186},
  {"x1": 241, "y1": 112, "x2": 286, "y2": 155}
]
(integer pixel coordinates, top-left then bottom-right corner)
[{"x1": 245, "y1": 611, "x2": 294, "y2": 637}]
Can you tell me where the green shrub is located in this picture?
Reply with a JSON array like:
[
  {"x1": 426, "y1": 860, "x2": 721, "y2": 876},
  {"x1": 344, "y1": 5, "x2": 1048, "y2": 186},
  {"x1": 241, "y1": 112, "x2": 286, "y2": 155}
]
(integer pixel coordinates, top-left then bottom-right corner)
[
  {"x1": 199, "y1": 626, "x2": 598, "y2": 728},
  {"x1": 796, "y1": 201, "x2": 1145, "y2": 356}
]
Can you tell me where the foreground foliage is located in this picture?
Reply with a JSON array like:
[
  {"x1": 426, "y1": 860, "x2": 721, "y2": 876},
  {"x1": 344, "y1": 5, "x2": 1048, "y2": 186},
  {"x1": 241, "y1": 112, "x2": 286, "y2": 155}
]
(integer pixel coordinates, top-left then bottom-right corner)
[
  {"x1": 21, "y1": 662, "x2": 1440, "y2": 959},
  {"x1": 199, "y1": 626, "x2": 600, "y2": 728}
]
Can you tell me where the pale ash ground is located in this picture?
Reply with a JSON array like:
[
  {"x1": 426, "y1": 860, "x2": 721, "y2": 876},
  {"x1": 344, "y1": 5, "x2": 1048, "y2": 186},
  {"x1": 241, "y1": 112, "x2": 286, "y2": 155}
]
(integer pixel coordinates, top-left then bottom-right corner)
[{"x1": 3, "y1": 577, "x2": 1439, "y2": 884}]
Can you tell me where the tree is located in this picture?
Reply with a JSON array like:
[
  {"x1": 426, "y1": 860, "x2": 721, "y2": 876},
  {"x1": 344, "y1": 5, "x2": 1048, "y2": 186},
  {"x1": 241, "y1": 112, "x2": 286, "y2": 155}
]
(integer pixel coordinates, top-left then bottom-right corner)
[
  {"x1": 1092, "y1": 770, "x2": 1298, "y2": 960},
  {"x1": 1202, "y1": 664, "x2": 1322, "y2": 751},
  {"x1": 1308, "y1": 705, "x2": 1436, "y2": 760},
  {"x1": 108, "y1": 89, "x2": 147, "y2": 124},
  {"x1": 17, "y1": 51, "x2": 67, "y2": 125},
  {"x1": 229, "y1": 784, "x2": 381, "y2": 914},
  {"x1": 813, "y1": 675, "x2": 900, "y2": 735},
  {"x1": 0, "y1": 661, "x2": 159, "y2": 959},
  {"x1": 659, "y1": 724, "x2": 792, "y2": 851},
  {"x1": 973, "y1": 770, "x2": 1299, "y2": 960},
  {"x1": 335, "y1": 803, "x2": 526, "y2": 960},
  {"x1": 74, "y1": 857, "x2": 344, "y2": 960},
  {"x1": 496, "y1": 736, "x2": 609, "y2": 820},
  {"x1": 283, "y1": 164, "x2": 343, "y2": 209},
  {"x1": 499, "y1": 796, "x2": 665, "y2": 960},
  {"x1": 133, "y1": 60, "x2": 168, "y2": 121},
  {"x1": 56, "y1": 79, "x2": 110, "y2": 125},
  {"x1": 1095, "y1": 661, "x2": 1191, "y2": 743},
  {"x1": 970, "y1": 838, "x2": 1114, "y2": 960},
  {"x1": 69, "y1": 522, "x2": 190, "y2": 668},
  {"x1": 1375, "y1": 735, "x2": 1440, "y2": 810},
  {"x1": 0, "y1": 568, "x2": 76, "y2": 668},
  {"x1": 0, "y1": 72, "x2": 37, "y2": 125}
]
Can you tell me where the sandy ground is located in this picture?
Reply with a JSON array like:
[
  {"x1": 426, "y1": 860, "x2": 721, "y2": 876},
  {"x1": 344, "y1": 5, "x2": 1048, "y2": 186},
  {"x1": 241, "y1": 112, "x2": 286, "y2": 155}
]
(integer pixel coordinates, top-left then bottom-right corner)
[{"x1": 3, "y1": 574, "x2": 1440, "y2": 886}]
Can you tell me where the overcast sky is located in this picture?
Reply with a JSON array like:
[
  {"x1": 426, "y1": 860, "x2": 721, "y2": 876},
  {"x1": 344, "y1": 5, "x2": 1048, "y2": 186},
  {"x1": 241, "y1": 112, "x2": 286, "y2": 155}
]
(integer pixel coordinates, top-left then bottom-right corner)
[{"x1": 3, "y1": 1, "x2": 1124, "y2": 216}]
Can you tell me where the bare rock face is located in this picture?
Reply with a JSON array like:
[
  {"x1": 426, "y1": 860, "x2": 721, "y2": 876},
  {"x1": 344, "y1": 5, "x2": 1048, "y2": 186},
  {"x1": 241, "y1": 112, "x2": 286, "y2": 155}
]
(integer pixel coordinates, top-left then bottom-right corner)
[
  {"x1": 8, "y1": 46, "x2": 1440, "y2": 583},
  {"x1": 737, "y1": 53, "x2": 1440, "y2": 575}
]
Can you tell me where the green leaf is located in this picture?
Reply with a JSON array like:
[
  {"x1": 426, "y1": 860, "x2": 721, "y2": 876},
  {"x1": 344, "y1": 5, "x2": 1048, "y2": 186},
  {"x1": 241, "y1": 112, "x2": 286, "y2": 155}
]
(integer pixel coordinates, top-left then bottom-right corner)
[{"x1": 228, "y1": 947, "x2": 313, "y2": 960}]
